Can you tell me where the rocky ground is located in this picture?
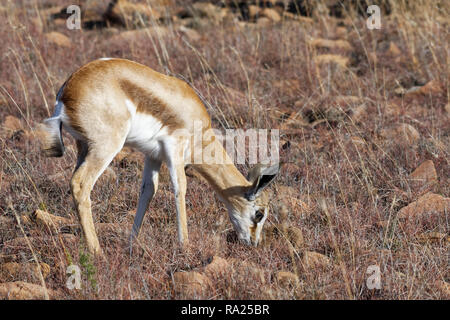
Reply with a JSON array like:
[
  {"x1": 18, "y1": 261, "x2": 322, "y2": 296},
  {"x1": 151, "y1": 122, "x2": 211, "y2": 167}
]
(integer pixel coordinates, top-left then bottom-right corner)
[{"x1": 0, "y1": 0, "x2": 448, "y2": 299}]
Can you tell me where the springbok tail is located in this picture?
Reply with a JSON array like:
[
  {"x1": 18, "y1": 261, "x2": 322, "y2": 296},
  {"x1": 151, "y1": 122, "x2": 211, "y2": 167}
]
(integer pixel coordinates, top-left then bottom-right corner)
[{"x1": 38, "y1": 84, "x2": 66, "y2": 157}]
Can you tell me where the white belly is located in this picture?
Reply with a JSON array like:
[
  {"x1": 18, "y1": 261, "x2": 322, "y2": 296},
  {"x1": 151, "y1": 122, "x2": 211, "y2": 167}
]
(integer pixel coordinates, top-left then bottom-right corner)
[{"x1": 125, "y1": 107, "x2": 169, "y2": 161}]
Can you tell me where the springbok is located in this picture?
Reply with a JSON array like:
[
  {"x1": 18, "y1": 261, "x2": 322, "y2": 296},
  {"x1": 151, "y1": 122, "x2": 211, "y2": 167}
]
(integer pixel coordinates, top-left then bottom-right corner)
[{"x1": 39, "y1": 58, "x2": 280, "y2": 255}]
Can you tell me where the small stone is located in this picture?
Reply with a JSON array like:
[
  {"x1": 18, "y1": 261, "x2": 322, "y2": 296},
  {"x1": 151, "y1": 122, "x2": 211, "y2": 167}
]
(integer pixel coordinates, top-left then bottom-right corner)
[
  {"x1": 314, "y1": 54, "x2": 349, "y2": 68},
  {"x1": 104, "y1": 0, "x2": 161, "y2": 27},
  {"x1": 335, "y1": 26, "x2": 347, "y2": 38},
  {"x1": 387, "y1": 42, "x2": 401, "y2": 57},
  {"x1": 204, "y1": 256, "x2": 230, "y2": 278},
  {"x1": 302, "y1": 251, "x2": 331, "y2": 269},
  {"x1": 398, "y1": 192, "x2": 450, "y2": 219},
  {"x1": 191, "y1": 2, "x2": 227, "y2": 22},
  {"x1": 435, "y1": 281, "x2": 450, "y2": 298},
  {"x1": 262, "y1": 224, "x2": 304, "y2": 250},
  {"x1": 405, "y1": 80, "x2": 443, "y2": 97},
  {"x1": 178, "y1": 26, "x2": 201, "y2": 42},
  {"x1": 172, "y1": 271, "x2": 211, "y2": 297},
  {"x1": 110, "y1": 27, "x2": 169, "y2": 45},
  {"x1": 256, "y1": 17, "x2": 272, "y2": 27},
  {"x1": 275, "y1": 271, "x2": 299, "y2": 288},
  {"x1": 0, "y1": 262, "x2": 50, "y2": 281},
  {"x1": 29, "y1": 209, "x2": 73, "y2": 232},
  {"x1": 445, "y1": 103, "x2": 450, "y2": 115},
  {"x1": 228, "y1": 259, "x2": 267, "y2": 284},
  {"x1": 409, "y1": 160, "x2": 438, "y2": 188},
  {"x1": 45, "y1": 32, "x2": 72, "y2": 48},
  {"x1": 309, "y1": 38, "x2": 353, "y2": 52},
  {"x1": 2, "y1": 115, "x2": 22, "y2": 133},
  {"x1": 380, "y1": 123, "x2": 420, "y2": 147},
  {"x1": 260, "y1": 8, "x2": 281, "y2": 22},
  {"x1": 416, "y1": 232, "x2": 448, "y2": 244},
  {"x1": 276, "y1": 185, "x2": 311, "y2": 218},
  {"x1": 0, "y1": 281, "x2": 50, "y2": 299}
]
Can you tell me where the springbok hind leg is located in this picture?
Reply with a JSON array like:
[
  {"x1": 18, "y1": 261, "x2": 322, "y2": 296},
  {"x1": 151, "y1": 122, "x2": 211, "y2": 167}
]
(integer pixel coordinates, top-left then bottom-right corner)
[
  {"x1": 129, "y1": 156, "x2": 162, "y2": 249},
  {"x1": 71, "y1": 141, "x2": 122, "y2": 256}
]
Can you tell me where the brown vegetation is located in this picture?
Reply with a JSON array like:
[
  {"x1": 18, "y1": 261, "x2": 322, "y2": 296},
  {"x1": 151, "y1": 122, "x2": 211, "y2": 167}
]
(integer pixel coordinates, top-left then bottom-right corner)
[{"x1": 0, "y1": 0, "x2": 448, "y2": 299}]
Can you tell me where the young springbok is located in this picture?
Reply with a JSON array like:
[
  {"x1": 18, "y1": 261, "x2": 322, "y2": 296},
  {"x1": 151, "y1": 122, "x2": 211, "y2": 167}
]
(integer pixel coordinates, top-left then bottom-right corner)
[{"x1": 39, "y1": 58, "x2": 280, "y2": 255}]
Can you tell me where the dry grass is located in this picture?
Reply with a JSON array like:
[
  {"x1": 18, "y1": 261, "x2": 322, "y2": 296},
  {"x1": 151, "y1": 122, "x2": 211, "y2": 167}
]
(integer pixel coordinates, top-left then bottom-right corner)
[{"x1": 0, "y1": 0, "x2": 448, "y2": 299}]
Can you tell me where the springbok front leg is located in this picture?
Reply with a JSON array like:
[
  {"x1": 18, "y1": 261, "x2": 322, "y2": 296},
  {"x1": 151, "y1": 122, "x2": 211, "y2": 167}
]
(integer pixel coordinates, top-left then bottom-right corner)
[
  {"x1": 129, "y1": 156, "x2": 161, "y2": 247},
  {"x1": 164, "y1": 139, "x2": 188, "y2": 246}
]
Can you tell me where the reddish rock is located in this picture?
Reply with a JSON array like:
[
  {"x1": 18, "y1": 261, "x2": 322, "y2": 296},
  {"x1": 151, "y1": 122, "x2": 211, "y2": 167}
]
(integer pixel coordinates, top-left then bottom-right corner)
[
  {"x1": 204, "y1": 256, "x2": 230, "y2": 278},
  {"x1": 314, "y1": 54, "x2": 349, "y2": 68},
  {"x1": 275, "y1": 271, "x2": 299, "y2": 288},
  {"x1": 0, "y1": 281, "x2": 50, "y2": 300},
  {"x1": 302, "y1": 251, "x2": 332, "y2": 269},
  {"x1": 398, "y1": 192, "x2": 450, "y2": 219},
  {"x1": 0, "y1": 262, "x2": 50, "y2": 282},
  {"x1": 409, "y1": 160, "x2": 438, "y2": 188},
  {"x1": 172, "y1": 271, "x2": 211, "y2": 296},
  {"x1": 45, "y1": 32, "x2": 72, "y2": 48},
  {"x1": 309, "y1": 38, "x2": 353, "y2": 52}
]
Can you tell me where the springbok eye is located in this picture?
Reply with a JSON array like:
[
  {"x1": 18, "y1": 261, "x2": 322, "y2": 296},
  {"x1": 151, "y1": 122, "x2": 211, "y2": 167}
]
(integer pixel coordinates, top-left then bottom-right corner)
[{"x1": 253, "y1": 210, "x2": 265, "y2": 224}]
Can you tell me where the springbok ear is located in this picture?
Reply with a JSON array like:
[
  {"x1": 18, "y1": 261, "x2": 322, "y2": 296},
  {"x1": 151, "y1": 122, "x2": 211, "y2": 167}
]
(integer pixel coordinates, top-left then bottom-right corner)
[{"x1": 245, "y1": 163, "x2": 281, "y2": 201}]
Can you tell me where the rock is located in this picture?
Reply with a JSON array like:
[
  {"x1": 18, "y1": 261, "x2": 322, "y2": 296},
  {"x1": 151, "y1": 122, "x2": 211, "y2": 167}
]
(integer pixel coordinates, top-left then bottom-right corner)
[
  {"x1": 45, "y1": 32, "x2": 72, "y2": 48},
  {"x1": 256, "y1": 17, "x2": 272, "y2": 27},
  {"x1": 405, "y1": 80, "x2": 443, "y2": 97},
  {"x1": 309, "y1": 38, "x2": 353, "y2": 52},
  {"x1": 272, "y1": 79, "x2": 301, "y2": 97},
  {"x1": 409, "y1": 160, "x2": 437, "y2": 188},
  {"x1": 263, "y1": 224, "x2": 304, "y2": 250},
  {"x1": 110, "y1": 26, "x2": 169, "y2": 45},
  {"x1": 104, "y1": 0, "x2": 160, "y2": 28},
  {"x1": 4, "y1": 234, "x2": 77, "y2": 249},
  {"x1": 398, "y1": 192, "x2": 450, "y2": 219},
  {"x1": 416, "y1": 232, "x2": 448, "y2": 244},
  {"x1": 314, "y1": 54, "x2": 349, "y2": 68},
  {"x1": 260, "y1": 8, "x2": 281, "y2": 22},
  {"x1": 435, "y1": 281, "x2": 450, "y2": 298},
  {"x1": 172, "y1": 271, "x2": 211, "y2": 296},
  {"x1": 385, "y1": 102, "x2": 401, "y2": 117},
  {"x1": 275, "y1": 271, "x2": 299, "y2": 288},
  {"x1": 204, "y1": 256, "x2": 230, "y2": 278},
  {"x1": 387, "y1": 42, "x2": 401, "y2": 57},
  {"x1": 27, "y1": 209, "x2": 73, "y2": 232},
  {"x1": 0, "y1": 281, "x2": 50, "y2": 300},
  {"x1": 349, "y1": 136, "x2": 366, "y2": 152},
  {"x1": 335, "y1": 26, "x2": 347, "y2": 38},
  {"x1": 2, "y1": 115, "x2": 22, "y2": 134},
  {"x1": 178, "y1": 26, "x2": 201, "y2": 42},
  {"x1": 248, "y1": 5, "x2": 261, "y2": 20},
  {"x1": 0, "y1": 262, "x2": 50, "y2": 281},
  {"x1": 191, "y1": 2, "x2": 227, "y2": 22},
  {"x1": 302, "y1": 251, "x2": 331, "y2": 269},
  {"x1": 228, "y1": 259, "x2": 267, "y2": 283},
  {"x1": 380, "y1": 123, "x2": 420, "y2": 146},
  {"x1": 276, "y1": 186, "x2": 311, "y2": 218}
]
